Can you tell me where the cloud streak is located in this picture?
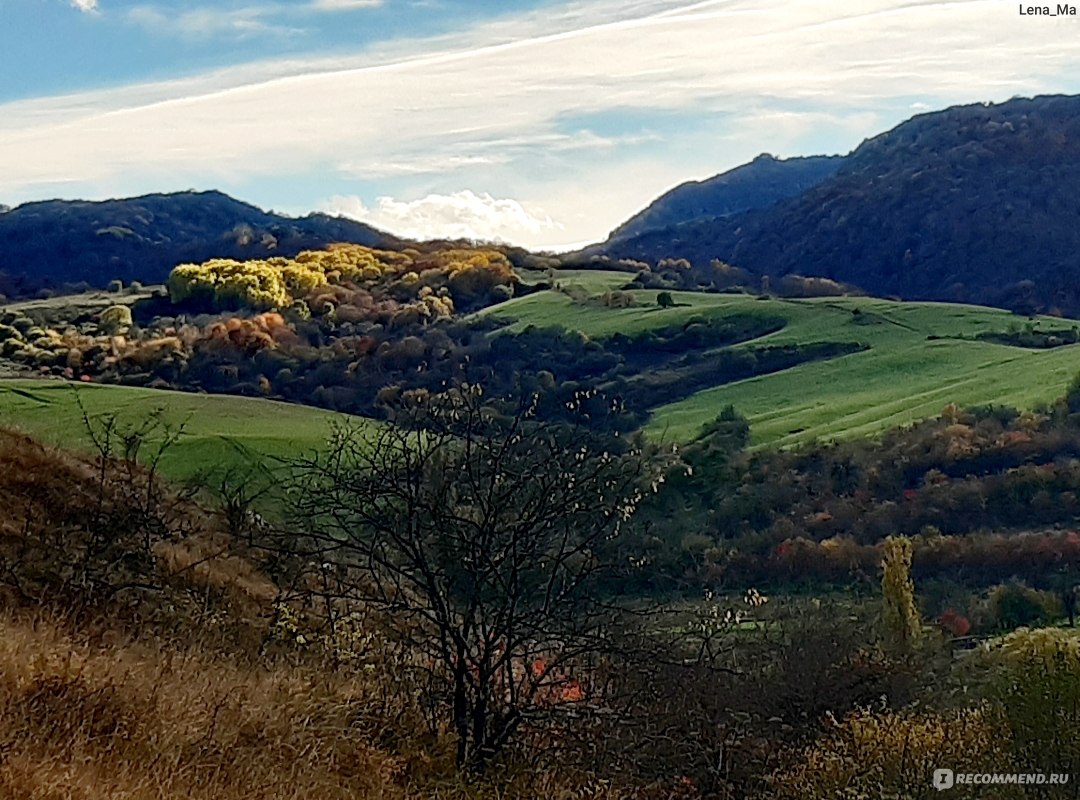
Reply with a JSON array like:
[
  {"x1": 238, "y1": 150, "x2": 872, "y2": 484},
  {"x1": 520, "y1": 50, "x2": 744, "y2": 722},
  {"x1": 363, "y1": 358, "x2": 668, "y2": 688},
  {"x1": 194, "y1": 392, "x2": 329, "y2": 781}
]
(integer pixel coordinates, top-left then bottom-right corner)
[
  {"x1": 125, "y1": 6, "x2": 304, "y2": 39},
  {"x1": 309, "y1": 0, "x2": 384, "y2": 9},
  {"x1": 123, "y1": 0, "x2": 386, "y2": 40},
  {"x1": 5, "y1": 0, "x2": 1080, "y2": 246}
]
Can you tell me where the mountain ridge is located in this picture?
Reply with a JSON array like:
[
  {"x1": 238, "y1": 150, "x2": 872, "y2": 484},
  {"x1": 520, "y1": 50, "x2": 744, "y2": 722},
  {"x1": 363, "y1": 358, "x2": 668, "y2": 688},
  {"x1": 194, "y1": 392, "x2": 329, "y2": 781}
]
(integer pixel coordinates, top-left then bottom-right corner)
[
  {"x1": 598, "y1": 94, "x2": 1080, "y2": 315},
  {"x1": 602, "y1": 152, "x2": 846, "y2": 244}
]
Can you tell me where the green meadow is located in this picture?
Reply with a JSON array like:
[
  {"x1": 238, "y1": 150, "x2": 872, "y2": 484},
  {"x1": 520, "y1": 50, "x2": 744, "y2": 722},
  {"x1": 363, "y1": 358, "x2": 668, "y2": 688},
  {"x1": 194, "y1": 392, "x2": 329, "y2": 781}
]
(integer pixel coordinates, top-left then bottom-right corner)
[
  {"x1": 0, "y1": 379, "x2": 359, "y2": 482},
  {"x1": 483, "y1": 273, "x2": 1080, "y2": 447}
]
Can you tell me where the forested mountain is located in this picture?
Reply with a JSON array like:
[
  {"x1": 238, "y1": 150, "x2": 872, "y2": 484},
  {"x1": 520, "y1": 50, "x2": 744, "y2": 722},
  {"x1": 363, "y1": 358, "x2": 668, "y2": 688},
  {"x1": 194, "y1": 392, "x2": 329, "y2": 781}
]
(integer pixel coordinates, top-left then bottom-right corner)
[
  {"x1": 600, "y1": 94, "x2": 1080, "y2": 315},
  {"x1": 601, "y1": 153, "x2": 845, "y2": 243},
  {"x1": 0, "y1": 191, "x2": 393, "y2": 298}
]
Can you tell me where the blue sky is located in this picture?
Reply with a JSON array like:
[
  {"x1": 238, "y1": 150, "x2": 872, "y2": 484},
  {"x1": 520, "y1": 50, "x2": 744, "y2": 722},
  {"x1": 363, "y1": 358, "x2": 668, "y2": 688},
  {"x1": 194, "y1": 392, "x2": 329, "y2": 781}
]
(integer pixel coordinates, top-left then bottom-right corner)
[{"x1": 3, "y1": 0, "x2": 1080, "y2": 248}]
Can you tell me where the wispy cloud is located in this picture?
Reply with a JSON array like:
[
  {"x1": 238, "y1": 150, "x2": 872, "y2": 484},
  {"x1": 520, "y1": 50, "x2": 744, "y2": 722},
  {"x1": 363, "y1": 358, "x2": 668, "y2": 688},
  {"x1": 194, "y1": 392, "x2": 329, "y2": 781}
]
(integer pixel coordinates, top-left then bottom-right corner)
[
  {"x1": 5, "y1": 0, "x2": 1080, "y2": 246},
  {"x1": 125, "y1": 5, "x2": 304, "y2": 39},
  {"x1": 309, "y1": 0, "x2": 384, "y2": 9},
  {"x1": 122, "y1": 0, "x2": 385, "y2": 40},
  {"x1": 338, "y1": 155, "x2": 508, "y2": 179},
  {"x1": 70, "y1": 0, "x2": 98, "y2": 13}
]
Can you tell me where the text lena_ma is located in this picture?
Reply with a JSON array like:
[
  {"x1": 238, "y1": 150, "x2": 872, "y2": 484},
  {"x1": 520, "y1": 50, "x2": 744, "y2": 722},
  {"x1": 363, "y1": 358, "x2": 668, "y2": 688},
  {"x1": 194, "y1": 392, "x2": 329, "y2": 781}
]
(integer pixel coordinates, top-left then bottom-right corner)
[{"x1": 1020, "y1": 3, "x2": 1077, "y2": 14}]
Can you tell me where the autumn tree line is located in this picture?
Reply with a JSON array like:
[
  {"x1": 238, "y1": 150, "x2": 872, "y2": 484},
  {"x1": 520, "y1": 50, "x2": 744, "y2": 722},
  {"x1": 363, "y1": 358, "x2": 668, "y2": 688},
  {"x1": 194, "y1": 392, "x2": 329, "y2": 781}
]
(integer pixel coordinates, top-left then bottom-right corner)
[{"x1": 0, "y1": 244, "x2": 861, "y2": 434}]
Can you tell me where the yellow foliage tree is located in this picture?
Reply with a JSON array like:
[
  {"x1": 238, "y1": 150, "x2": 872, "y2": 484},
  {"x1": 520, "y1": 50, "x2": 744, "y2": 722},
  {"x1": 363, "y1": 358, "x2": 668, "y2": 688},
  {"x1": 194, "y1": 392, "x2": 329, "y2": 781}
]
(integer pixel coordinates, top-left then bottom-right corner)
[
  {"x1": 986, "y1": 626, "x2": 1080, "y2": 777},
  {"x1": 881, "y1": 535, "x2": 921, "y2": 653},
  {"x1": 167, "y1": 243, "x2": 516, "y2": 313},
  {"x1": 168, "y1": 259, "x2": 290, "y2": 310}
]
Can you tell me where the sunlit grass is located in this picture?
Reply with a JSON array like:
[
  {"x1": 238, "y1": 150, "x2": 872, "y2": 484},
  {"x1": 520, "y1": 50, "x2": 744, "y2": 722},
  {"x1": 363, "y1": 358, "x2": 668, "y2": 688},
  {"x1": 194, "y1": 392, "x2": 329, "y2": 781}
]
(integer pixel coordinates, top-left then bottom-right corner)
[{"x1": 483, "y1": 280, "x2": 1080, "y2": 446}]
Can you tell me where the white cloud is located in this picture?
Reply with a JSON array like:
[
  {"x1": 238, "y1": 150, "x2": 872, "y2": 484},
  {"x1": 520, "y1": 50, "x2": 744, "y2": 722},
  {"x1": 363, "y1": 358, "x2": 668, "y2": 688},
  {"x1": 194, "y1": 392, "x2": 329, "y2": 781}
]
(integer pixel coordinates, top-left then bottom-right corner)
[
  {"x1": 323, "y1": 191, "x2": 562, "y2": 244},
  {"x1": 70, "y1": 0, "x2": 97, "y2": 12},
  {"x1": 5, "y1": 0, "x2": 1080, "y2": 246}
]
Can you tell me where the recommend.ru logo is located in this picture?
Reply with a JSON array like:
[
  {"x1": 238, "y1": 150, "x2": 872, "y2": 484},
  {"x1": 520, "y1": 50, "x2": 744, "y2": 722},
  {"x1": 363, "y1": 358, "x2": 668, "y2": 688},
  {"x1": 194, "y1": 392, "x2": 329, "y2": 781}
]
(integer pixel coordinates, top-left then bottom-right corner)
[{"x1": 934, "y1": 768, "x2": 1070, "y2": 790}]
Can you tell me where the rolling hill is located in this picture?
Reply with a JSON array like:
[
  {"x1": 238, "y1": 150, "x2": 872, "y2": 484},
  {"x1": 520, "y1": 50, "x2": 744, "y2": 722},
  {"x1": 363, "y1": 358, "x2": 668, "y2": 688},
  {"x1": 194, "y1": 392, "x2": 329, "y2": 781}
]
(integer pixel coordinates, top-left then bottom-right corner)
[
  {"x1": 0, "y1": 190, "x2": 394, "y2": 299},
  {"x1": 483, "y1": 272, "x2": 1080, "y2": 447},
  {"x1": 599, "y1": 94, "x2": 1080, "y2": 316},
  {"x1": 3, "y1": 267, "x2": 1079, "y2": 471}
]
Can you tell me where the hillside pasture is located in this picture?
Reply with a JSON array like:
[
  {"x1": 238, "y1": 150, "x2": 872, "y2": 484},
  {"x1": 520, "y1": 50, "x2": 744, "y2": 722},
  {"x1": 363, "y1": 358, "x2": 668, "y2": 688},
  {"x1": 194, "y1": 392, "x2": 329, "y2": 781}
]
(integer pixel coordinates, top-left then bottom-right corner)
[
  {"x1": 481, "y1": 277, "x2": 1080, "y2": 447},
  {"x1": 0, "y1": 379, "x2": 359, "y2": 482}
]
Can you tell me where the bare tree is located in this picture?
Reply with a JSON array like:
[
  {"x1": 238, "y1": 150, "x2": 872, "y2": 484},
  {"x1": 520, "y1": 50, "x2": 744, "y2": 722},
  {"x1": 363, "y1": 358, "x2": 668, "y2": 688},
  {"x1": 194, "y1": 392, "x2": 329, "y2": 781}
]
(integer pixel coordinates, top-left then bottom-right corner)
[{"x1": 278, "y1": 384, "x2": 658, "y2": 771}]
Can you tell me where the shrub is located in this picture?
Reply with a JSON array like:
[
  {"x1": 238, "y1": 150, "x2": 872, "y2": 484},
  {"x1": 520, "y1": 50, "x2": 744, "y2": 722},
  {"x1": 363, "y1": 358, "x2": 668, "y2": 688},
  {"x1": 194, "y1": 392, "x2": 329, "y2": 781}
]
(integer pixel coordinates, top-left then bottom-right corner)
[
  {"x1": 766, "y1": 707, "x2": 1005, "y2": 799},
  {"x1": 10, "y1": 317, "x2": 33, "y2": 335},
  {"x1": 987, "y1": 627, "x2": 1080, "y2": 778},
  {"x1": 938, "y1": 608, "x2": 972, "y2": 637},
  {"x1": 99, "y1": 305, "x2": 133, "y2": 335},
  {"x1": 988, "y1": 582, "x2": 1059, "y2": 630}
]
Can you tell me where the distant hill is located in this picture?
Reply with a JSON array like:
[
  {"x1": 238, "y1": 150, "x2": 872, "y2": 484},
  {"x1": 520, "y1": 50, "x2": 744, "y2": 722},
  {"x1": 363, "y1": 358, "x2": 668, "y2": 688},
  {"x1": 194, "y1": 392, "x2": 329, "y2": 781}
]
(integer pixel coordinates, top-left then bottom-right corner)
[
  {"x1": 600, "y1": 94, "x2": 1080, "y2": 315},
  {"x1": 602, "y1": 153, "x2": 845, "y2": 243},
  {"x1": 0, "y1": 191, "x2": 394, "y2": 298}
]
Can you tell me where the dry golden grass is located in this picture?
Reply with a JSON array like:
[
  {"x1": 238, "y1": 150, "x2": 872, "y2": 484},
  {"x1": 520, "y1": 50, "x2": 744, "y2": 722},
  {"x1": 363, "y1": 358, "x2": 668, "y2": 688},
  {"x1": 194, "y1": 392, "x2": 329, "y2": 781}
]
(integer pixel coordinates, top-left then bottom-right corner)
[
  {"x1": 0, "y1": 429, "x2": 422, "y2": 798},
  {"x1": 154, "y1": 531, "x2": 279, "y2": 616},
  {"x1": 0, "y1": 611, "x2": 657, "y2": 800},
  {"x1": 0, "y1": 429, "x2": 97, "y2": 537},
  {"x1": 0, "y1": 611, "x2": 413, "y2": 800}
]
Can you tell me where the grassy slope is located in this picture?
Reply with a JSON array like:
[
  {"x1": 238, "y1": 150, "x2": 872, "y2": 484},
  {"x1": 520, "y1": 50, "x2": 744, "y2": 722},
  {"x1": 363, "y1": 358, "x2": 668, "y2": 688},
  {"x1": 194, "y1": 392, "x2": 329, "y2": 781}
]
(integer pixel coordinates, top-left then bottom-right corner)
[
  {"x1": 0, "y1": 379, "x2": 357, "y2": 482},
  {"x1": 482, "y1": 273, "x2": 1080, "y2": 447}
]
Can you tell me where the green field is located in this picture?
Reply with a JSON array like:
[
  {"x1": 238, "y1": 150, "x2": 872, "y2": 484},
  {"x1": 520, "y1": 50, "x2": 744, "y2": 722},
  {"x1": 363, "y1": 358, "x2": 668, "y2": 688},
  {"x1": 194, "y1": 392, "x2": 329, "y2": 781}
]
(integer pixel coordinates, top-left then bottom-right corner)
[
  {"x1": 482, "y1": 273, "x2": 1080, "y2": 447},
  {"x1": 0, "y1": 379, "x2": 360, "y2": 482},
  {"x1": 5, "y1": 272, "x2": 1080, "y2": 466}
]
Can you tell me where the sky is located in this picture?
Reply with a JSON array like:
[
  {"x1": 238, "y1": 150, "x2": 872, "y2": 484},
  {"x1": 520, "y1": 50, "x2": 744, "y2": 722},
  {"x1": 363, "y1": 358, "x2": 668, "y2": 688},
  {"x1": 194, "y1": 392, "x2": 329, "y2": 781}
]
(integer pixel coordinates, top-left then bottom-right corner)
[{"x1": 2, "y1": 0, "x2": 1080, "y2": 250}]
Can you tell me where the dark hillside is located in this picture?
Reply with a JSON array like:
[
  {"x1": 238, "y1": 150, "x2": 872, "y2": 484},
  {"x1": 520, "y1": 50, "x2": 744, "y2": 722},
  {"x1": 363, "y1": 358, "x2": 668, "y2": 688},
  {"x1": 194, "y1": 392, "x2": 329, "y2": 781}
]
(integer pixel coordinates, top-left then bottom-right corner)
[
  {"x1": 602, "y1": 153, "x2": 845, "y2": 243},
  {"x1": 603, "y1": 95, "x2": 1080, "y2": 315},
  {"x1": 0, "y1": 191, "x2": 394, "y2": 298}
]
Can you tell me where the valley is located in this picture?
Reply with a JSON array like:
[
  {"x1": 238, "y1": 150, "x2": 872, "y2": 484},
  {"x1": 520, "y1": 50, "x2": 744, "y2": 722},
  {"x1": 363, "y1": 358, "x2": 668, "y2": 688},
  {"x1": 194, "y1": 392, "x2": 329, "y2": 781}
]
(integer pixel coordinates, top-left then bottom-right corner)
[{"x1": 3, "y1": 85, "x2": 1080, "y2": 799}]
